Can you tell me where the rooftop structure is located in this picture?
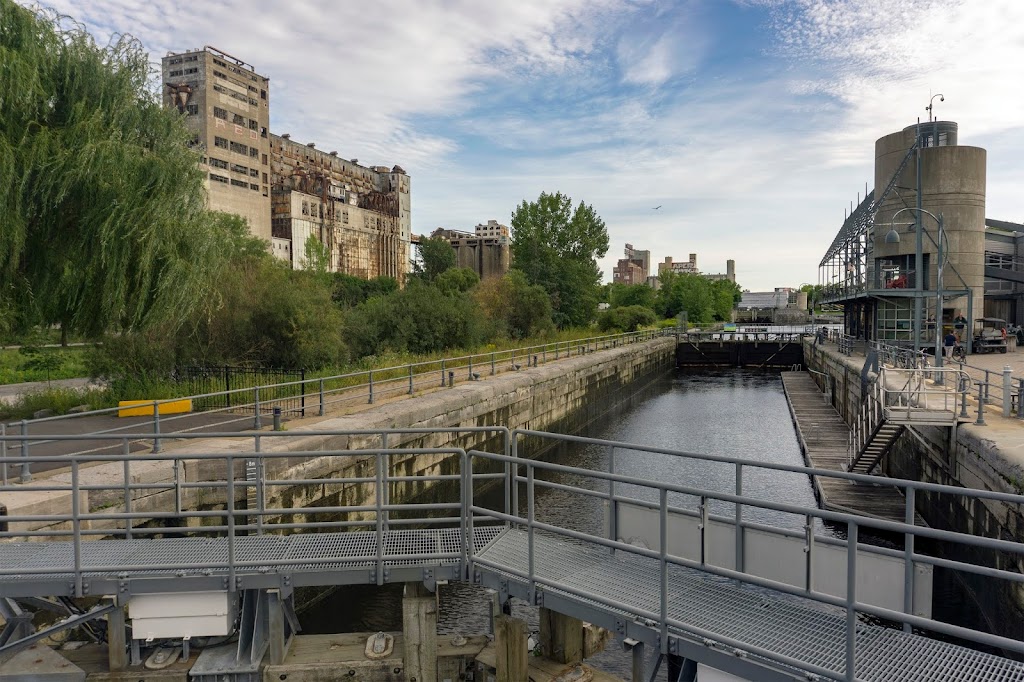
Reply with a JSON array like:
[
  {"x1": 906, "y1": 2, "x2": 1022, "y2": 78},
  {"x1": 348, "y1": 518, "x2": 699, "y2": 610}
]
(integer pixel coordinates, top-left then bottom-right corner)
[
  {"x1": 613, "y1": 243, "x2": 651, "y2": 285},
  {"x1": 431, "y1": 221, "x2": 510, "y2": 279}
]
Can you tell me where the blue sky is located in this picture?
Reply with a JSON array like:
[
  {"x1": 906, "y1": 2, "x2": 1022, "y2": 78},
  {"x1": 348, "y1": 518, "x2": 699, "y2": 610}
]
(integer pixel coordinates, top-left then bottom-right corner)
[{"x1": 43, "y1": 0, "x2": 1024, "y2": 290}]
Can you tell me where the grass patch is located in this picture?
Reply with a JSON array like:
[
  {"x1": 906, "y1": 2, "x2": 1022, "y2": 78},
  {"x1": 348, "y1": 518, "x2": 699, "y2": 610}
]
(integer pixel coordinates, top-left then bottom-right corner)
[
  {"x1": 0, "y1": 346, "x2": 92, "y2": 385},
  {"x1": 0, "y1": 387, "x2": 115, "y2": 421}
]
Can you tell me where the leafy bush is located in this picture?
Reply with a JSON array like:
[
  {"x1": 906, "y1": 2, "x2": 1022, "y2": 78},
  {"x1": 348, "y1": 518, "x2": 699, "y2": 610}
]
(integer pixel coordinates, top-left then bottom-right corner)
[
  {"x1": 597, "y1": 305, "x2": 657, "y2": 333},
  {"x1": 0, "y1": 386, "x2": 114, "y2": 421}
]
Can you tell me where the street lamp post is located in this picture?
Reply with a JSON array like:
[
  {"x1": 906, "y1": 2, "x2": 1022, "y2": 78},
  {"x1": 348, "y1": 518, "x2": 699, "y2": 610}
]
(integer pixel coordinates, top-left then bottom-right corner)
[{"x1": 884, "y1": 207, "x2": 946, "y2": 383}]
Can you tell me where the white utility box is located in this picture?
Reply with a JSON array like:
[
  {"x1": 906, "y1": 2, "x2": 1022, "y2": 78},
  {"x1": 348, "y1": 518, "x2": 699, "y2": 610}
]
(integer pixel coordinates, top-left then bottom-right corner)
[{"x1": 129, "y1": 591, "x2": 235, "y2": 640}]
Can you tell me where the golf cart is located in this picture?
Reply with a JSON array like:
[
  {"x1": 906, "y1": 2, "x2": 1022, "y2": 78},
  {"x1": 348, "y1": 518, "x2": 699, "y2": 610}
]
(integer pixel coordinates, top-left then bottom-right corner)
[{"x1": 972, "y1": 317, "x2": 1008, "y2": 354}]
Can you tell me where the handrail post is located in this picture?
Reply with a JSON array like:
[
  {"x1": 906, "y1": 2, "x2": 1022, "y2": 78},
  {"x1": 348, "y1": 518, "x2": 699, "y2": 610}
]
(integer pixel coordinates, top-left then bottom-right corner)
[
  {"x1": 253, "y1": 387, "x2": 262, "y2": 429},
  {"x1": 19, "y1": 419, "x2": 31, "y2": 484},
  {"x1": 845, "y1": 521, "x2": 858, "y2": 682},
  {"x1": 368, "y1": 370, "x2": 374, "y2": 404},
  {"x1": 903, "y1": 487, "x2": 916, "y2": 632},
  {"x1": 659, "y1": 488, "x2": 668, "y2": 654},
  {"x1": 527, "y1": 465, "x2": 535, "y2": 604},
  {"x1": 975, "y1": 381, "x2": 986, "y2": 426},
  {"x1": 982, "y1": 370, "x2": 990, "y2": 404},
  {"x1": 72, "y1": 460, "x2": 82, "y2": 597},
  {"x1": 381, "y1": 432, "x2": 389, "y2": 531},
  {"x1": 255, "y1": 434, "x2": 264, "y2": 535},
  {"x1": 123, "y1": 439, "x2": 132, "y2": 539},
  {"x1": 491, "y1": 352, "x2": 496, "y2": 376},
  {"x1": 441, "y1": 360, "x2": 446, "y2": 386},
  {"x1": 608, "y1": 446, "x2": 617, "y2": 553},
  {"x1": 468, "y1": 356, "x2": 473, "y2": 380},
  {"x1": 152, "y1": 402, "x2": 161, "y2": 454},
  {"x1": 959, "y1": 376, "x2": 970, "y2": 419},
  {"x1": 1002, "y1": 366, "x2": 1012, "y2": 418},
  {"x1": 375, "y1": 452, "x2": 384, "y2": 585},
  {"x1": 408, "y1": 365, "x2": 414, "y2": 395},
  {"x1": 735, "y1": 463, "x2": 744, "y2": 573},
  {"x1": 319, "y1": 378, "x2": 325, "y2": 416},
  {"x1": 1, "y1": 423, "x2": 6, "y2": 486},
  {"x1": 226, "y1": 456, "x2": 236, "y2": 591}
]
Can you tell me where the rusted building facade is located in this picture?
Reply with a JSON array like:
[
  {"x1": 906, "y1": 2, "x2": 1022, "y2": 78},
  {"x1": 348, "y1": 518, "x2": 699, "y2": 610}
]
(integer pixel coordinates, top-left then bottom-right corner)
[
  {"x1": 269, "y1": 135, "x2": 411, "y2": 283},
  {"x1": 431, "y1": 221, "x2": 510, "y2": 280},
  {"x1": 161, "y1": 47, "x2": 272, "y2": 242}
]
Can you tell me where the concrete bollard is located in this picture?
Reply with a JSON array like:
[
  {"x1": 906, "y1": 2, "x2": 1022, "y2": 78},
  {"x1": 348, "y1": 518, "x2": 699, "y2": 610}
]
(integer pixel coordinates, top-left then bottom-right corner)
[
  {"x1": 449, "y1": 370, "x2": 455, "y2": 387},
  {"x1": 273, "y1": 407, "x2": 282, "y2": 431}
]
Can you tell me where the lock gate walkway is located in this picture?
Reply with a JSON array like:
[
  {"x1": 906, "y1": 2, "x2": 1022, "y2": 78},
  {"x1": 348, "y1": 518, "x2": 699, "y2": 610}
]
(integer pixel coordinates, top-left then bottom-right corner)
[{"x1": 0, "y1": 428, "x2": 1021, "y2": 681}]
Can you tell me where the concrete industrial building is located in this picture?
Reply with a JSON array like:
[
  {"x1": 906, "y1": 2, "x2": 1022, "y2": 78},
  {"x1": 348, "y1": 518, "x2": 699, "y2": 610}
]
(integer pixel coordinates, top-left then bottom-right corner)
[
  {"x1": 820, "y1": 119, "x2": 1023, "y2": 346},
  {"x1": 430, "y1": 221, "x2": 510, "y2": 280},
  {"x1": 269, "y1": 134, "x2": 410, "y2": 283},
  {"x1": 163, "y1": 46, "x2": 412, "y2": 284},
  {"x1": 161, "y1": 47, "x2": 272, "y2": 242},
  {"x1": 613, "y1": 244, "x2": 651, "y2": 285},
  {"x1": 656, "y1": 255, "x2": 736, "y2": 283}
]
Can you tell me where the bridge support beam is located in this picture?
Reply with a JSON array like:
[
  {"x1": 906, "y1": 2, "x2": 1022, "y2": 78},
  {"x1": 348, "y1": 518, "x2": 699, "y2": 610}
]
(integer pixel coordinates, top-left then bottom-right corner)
[
  {"x1": 494, "y1": 614, "x2": 529, "y2": 682},
  {"x1": 403, "y1": 582, "x2": 437, "y2": 682},
  {"x1": 667, "y1": 654, "x2": 697, "y2": 682},
  {"x1": 539, "y1": 607, "x2": 583, "y2": 665},
  {"x1": 106, "y1": 600, "x2": 127, "y2": 672}
]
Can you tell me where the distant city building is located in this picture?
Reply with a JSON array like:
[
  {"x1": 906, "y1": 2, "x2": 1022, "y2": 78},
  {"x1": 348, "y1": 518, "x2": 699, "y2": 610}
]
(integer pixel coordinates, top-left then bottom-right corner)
[
  {"x1": 431, "y1": 220, "x2": 510, "y2": 280},
  {"x1": 657, "y1": 254, "x2": 736, "y2": 283},
  {"x1": 161, "y1": 46, "x2": 272, "y2": 242},
  {"x1": 658, "y1": 254, "x2": 699, "y2": 276},
  {"x1": 269, "y1": 135, "x2": 410, "y2": 283},
  {"x1": 613, "y1": 244, "x2": 650, "y2": 285}
]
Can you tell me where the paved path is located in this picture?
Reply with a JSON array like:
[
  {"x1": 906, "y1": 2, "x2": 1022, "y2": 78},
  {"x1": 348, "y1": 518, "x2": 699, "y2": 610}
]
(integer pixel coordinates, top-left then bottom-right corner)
[{"x1": 0, "y1": 378, "x2": 102, "y2": 406}]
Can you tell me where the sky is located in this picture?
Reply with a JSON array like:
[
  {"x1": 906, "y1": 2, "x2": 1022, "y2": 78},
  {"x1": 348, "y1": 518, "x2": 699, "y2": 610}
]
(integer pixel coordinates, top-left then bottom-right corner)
[{"x1": 40, "y1": 0, "x2": 1024, "y2": 291}]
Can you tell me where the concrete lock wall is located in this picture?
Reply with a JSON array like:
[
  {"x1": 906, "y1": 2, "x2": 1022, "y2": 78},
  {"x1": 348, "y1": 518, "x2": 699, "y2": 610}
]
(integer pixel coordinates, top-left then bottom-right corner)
[
  {"x1": 802, "y1": 340, "x2": 1024, "y2": 639},
  {"x1": 109, "y1": 338, "x2": 677, "y2": 531}
]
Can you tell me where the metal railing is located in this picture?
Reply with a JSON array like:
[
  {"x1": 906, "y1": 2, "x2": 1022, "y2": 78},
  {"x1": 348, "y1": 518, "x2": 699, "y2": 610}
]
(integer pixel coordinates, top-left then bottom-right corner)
[
  {"x1": 677, "y1": 331, "x2": 807, "y2": 343},
  {"x1": 878, "y1": 366, "x2": 972, "y2": 425},
  {"x1": 0, "y1": 428, "x2": 1022, "y2": 679},
  {"x1": 0, "y1": 330, "x2": 664, "y2": 483}
]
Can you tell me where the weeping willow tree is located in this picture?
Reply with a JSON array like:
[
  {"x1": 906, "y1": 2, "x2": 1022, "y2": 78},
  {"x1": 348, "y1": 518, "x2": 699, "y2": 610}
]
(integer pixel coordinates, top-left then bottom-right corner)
[{"x1": 0, "y1": 1, "x2": 235, "y2": 339}]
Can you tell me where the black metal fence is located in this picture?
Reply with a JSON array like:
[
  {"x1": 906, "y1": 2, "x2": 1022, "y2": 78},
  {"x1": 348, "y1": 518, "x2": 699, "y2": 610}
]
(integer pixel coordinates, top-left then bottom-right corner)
[{"x1": 174, "y1": 366, "x2": 306, "y2": 416}]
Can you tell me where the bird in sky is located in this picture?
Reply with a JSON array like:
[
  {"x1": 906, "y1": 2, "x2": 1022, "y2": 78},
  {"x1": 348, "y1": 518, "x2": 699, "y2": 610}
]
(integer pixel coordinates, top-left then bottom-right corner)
[{"x1": 652, "y1": 205, "x2": 662, "y2": 210}]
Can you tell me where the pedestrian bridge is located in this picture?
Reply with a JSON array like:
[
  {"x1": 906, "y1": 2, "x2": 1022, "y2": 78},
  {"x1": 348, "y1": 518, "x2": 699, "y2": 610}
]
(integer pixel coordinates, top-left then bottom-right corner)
[{"x1": 0, "y1": 428, "x2": 1022, "y2": 681}]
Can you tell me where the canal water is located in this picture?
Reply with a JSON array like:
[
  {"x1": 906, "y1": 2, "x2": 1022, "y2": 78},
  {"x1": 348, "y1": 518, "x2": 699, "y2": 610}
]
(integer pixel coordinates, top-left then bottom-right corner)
[{"x1": 300, "y1": 368, "x2": 823, "y2": 677}]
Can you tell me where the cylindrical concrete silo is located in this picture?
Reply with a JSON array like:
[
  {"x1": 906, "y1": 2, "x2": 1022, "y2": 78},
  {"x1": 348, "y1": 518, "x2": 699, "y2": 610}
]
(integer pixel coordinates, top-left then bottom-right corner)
[{"x1": 872, "y1": 121, "x2": 986, "y2": 335}]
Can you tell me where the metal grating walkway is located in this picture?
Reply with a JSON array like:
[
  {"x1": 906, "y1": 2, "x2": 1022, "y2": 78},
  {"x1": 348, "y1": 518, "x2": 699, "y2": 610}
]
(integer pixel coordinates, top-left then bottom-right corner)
[
  {"x1": 474, "y1": 528, "x2": 1024, "y2": 682},
  {"x1": 0, "y1": 526, "x2": 503, "y2": 594}
]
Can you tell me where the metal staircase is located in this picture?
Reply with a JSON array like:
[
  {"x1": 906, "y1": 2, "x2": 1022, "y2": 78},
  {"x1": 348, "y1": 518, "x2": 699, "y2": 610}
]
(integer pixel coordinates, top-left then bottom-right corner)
[{"x1": 848, "y1": 377, "x2": 896, "y2": 475}]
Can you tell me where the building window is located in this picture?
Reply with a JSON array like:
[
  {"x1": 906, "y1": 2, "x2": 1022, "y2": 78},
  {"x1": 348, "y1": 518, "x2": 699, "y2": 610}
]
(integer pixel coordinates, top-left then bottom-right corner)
[
  {"x1": 168, "y1": 57, "x2": 182, "y2": 65},
  {"x1": 229, "y1": 141, "x2": 248, "y2": 155},
  {"x1": 210, "y1": 173, "x2": 229, "y2": 184},
  {"x1": 260, "y1": 89, "x2": 267, "y2": 100},
  {"x1": 249, "y1": 168, "x2": 259, "y2": 177},
  {"x1": 209, "y1": 157, "x2": 228, "y2": 169},
  {"x1": 185, "y1": 104, "x2": 198, "y2": 115},
  {"x1": 213, "y1": 107, "x2": 228, "y2": 120},
  {"x1": 214, "y1": 137, "x2": 229, "y2": 149},
  {"x1": 262, "y1": 153, "x2": 268, "y2": 165},
  {"x1": 230, "y1": 178, "x2": 248, "y2": 188},
  {"x1": 249, "y1": 147, "x2": 259, "y2": 158},
  {"x1": 262, "y1": 172, "x2": 268, "y2": 183},
  {"x1": 213, "y1": 70, "x2": 227, "y2": 79},
  {"x1": 232, "y1": 113, "x2": 245, "y2": 126},
  {"x1": 250, "y1": 183, "x2": 259, "y2": 191},
  {"x1": 169, "y1": 70, "x2": 183, "y2": 77},
  {"x1": 184, "y1": 55, "x2": 198, "y2": 62},
  {"x1": 302, "y1": 202, "x2": 309, "y2": 216},
  {"x1": 184, "y1": 67, "x2": 198, "y2": 75},
  {"x1": 230, "y1": 163, "x2": 248, "y2": 174},
  {"x1": 249, "y1": 119, "x2": 258, "y2": 130},
  {"x1": 260, "y1": 126, "x2": 267, "y2": 138}
]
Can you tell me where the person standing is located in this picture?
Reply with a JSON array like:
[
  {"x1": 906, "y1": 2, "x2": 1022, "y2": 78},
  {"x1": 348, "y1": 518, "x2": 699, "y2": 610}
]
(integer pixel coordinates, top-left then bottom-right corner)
[{"x1": 944, "y1": 329, "x2": 958, "y2": 359}]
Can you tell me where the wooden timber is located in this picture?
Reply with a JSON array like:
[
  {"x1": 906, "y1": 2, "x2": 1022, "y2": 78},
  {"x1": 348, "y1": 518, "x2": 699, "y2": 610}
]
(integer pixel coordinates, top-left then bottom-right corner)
[{"x1": 781, "y1": 372, "x2": 922, "y2": 526}]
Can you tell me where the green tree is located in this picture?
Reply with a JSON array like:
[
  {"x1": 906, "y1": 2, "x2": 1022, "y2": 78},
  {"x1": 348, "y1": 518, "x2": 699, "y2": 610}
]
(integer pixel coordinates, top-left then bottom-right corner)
[
  {"x1": 435, "y1": 267, "x2": 479, "y2": 295},
  {"x1": 18, "y1": 346, "x2": 65, "y2": 387},
  {"x1": 302, "y1": 235, "x2": 331, "y2": 281},
  {"x1": 597, "y1": 305, "x2": 657, "y2": 333},
  {"x1": 510, "y1": 191, "x2": 609, "y2": 328},
  {"x1": 331, "y1": 274, "x2": 399, "y2": 308},
  {"x1": 474, "y1": 270, "x2": 554, "y2": 339},
  {"x1": 417, "y1": 236, "x2": 457, "y2": 282},
  {"x1": 0, "y1": 2, "x2": 234, "y2": 338},
  {"x1": 608, "y1": 283, "x2": 655, "y2": 310}
]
